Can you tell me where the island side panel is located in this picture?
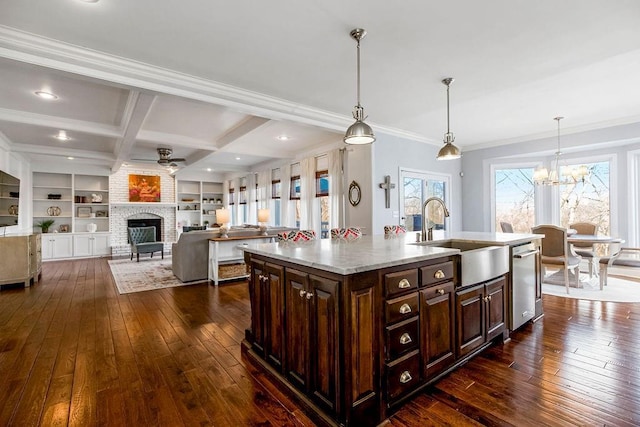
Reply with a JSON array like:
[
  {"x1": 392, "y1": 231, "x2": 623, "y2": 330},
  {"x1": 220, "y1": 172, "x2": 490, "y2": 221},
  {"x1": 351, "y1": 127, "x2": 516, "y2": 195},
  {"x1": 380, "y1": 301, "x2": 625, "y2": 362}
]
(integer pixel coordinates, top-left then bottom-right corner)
[{"x1": 342, "y1": 269, "x2": 380, "y2": 426}]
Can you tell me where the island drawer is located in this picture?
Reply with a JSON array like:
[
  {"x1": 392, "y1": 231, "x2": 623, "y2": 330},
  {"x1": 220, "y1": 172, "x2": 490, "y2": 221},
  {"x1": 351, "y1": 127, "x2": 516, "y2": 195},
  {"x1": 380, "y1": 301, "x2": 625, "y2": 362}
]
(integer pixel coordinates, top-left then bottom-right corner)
[
  {"x1": 421, "y1": 281, "x2": 454, "y2": 300},
  {"x1": 386, "y1": 292, "x2": 419, "y2": 324},
  {"x1": 420, "y1": 261, "x2": 454, "y2": 286},
  {"x1": 386, "y1": 350, "x2": 420, "y2": 401},
  {"x1": 384, "y1": 269, "x2": 418, "y2": 296},
  {"x1": 385, "y1": 316, "x2": 419, "y2": 360}
]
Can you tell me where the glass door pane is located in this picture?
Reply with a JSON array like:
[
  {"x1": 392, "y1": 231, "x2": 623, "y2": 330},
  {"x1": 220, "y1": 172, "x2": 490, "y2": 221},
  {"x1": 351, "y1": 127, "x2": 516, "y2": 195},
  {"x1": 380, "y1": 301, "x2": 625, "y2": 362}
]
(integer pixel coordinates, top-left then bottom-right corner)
[{"x1": 400, "y1": 170, "x2": 450, "y2": 232}]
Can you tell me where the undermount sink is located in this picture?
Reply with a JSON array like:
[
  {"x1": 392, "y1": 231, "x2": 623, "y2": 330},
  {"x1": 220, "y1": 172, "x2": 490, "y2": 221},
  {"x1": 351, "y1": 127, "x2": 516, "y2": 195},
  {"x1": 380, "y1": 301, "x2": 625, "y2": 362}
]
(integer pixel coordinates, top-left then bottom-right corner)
[{"x1": 413, "y1": 239, "x2": 509, "y2": 287}]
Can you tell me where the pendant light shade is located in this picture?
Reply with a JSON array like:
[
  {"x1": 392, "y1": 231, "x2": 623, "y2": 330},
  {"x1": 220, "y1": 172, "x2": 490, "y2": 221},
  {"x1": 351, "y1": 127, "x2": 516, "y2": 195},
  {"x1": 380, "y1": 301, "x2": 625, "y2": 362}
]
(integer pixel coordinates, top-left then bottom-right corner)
[
  {"x1": 344, "y1": 28, "x2": 375, "y2": 145},
  {"x1": 437, "y1": 78, "x2": 461, "y2": 160}
]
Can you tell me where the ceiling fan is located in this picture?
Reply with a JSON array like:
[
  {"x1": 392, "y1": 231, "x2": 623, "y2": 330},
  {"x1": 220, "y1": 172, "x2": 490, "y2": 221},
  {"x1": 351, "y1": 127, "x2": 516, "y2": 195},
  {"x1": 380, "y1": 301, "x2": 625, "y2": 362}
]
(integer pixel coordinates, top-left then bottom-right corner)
[{"x1": 133, "y1": 148, "x2": 186, "y2": 167}]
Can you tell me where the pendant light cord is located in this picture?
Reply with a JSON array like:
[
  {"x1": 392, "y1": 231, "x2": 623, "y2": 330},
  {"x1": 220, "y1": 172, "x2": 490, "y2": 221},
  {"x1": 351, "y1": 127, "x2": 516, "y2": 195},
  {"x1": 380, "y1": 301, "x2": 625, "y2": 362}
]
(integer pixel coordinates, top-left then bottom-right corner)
[
  {"x1": 356, "y1": 37, "x2": 361, "y2": 108},
  {"x1": 446, "y1": 83, "x2": 451, "y2": 134}
]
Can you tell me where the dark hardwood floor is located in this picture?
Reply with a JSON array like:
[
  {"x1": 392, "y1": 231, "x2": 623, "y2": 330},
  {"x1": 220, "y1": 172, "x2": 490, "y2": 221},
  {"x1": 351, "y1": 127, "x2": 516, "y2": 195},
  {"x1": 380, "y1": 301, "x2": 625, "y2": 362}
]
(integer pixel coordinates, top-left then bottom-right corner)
[{"x1": 1, "y1": 257, "x2": 639, "y2": 426}]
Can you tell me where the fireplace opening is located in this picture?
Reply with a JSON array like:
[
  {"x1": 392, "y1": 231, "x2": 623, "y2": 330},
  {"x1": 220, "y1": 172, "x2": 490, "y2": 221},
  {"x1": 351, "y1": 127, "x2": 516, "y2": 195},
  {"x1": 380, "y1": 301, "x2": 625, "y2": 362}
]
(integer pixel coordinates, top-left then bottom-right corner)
[{"x1": 127, "y1": 218, "x2": 162, "y2": 242}]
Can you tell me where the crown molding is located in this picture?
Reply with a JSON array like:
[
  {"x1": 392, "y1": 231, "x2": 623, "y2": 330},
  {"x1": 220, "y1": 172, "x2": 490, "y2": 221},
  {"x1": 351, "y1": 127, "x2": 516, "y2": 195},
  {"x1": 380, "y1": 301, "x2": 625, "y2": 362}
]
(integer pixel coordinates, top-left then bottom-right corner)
[{"x1": 0, "y1": 26, "x2": 428, "y2": 144}]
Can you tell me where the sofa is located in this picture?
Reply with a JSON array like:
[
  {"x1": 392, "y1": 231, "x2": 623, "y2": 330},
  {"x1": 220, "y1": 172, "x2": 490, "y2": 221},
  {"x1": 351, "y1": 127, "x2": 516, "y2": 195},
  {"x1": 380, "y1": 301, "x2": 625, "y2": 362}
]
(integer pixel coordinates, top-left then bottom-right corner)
[{"x1": 171, "y1": 226, "x2": 297, "y2": 283}]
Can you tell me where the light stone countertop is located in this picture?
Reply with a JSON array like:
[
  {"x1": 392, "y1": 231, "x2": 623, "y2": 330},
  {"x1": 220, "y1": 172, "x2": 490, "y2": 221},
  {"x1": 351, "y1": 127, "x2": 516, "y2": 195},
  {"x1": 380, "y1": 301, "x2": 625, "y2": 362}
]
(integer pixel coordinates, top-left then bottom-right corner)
[{"x1": 242, "y1": 231, "x2": 542, "y2": 275}]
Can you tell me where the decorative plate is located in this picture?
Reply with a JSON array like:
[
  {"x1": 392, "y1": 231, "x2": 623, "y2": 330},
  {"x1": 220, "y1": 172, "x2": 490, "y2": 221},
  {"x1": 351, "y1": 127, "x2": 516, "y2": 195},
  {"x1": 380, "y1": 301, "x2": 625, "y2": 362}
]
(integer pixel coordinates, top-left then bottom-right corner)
[{"x1": 47, "y1": 206, "x2": 62, "y2": 216}]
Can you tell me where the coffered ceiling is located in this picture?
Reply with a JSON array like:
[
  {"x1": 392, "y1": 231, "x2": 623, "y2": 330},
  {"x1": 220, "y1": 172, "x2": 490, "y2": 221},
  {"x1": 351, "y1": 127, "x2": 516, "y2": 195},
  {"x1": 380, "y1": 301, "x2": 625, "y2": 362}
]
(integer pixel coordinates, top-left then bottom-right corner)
[{"x1": 0, "y1": 0, "x2": 639, "y2": 175}]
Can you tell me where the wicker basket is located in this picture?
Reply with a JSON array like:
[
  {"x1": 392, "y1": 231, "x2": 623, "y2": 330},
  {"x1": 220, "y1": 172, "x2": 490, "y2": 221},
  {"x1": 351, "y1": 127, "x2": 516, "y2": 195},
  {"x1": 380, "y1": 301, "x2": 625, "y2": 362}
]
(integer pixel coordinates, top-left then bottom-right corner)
[{"x1": 218, "y1": 263, "x2": 247, "y2": 279}]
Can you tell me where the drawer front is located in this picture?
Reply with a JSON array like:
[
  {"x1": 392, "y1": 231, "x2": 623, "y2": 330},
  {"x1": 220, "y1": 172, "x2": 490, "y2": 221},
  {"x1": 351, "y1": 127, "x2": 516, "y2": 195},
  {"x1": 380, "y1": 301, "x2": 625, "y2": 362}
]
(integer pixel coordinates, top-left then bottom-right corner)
[
  {"x1": 386, "y1": 350, "x2": 420, "y2": 401},
  {"x1": 421, "y1": 261, "x2": 454, "y2": 287},
  {"x1": 422, "y1": 281, "x2": 454, "y2": 300},
  {"x1": 385, "y1": 316, "x2": 419, "y2": 360},
  {"x1": 385, "y1": 269, "x2": 418, "y2": 297},
  {"x1": 386, "y1": 292, "x2": 419, "y2": 325}
]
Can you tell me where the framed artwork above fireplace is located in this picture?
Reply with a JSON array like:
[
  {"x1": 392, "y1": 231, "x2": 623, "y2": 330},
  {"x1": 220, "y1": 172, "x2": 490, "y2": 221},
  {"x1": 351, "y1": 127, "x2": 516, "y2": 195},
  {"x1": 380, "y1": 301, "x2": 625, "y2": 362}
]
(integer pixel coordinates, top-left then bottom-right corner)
[{"x1": 128, "y1": 174, "x2": 161, "y2": 202}]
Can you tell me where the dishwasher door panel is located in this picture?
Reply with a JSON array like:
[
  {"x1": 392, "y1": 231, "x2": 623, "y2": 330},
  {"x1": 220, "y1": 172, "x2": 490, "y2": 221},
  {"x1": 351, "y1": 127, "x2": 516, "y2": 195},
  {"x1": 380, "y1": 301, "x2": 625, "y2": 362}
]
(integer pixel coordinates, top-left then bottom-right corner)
[{"x1": 511, "y1": 243, "x2": 537, "y2": 330}]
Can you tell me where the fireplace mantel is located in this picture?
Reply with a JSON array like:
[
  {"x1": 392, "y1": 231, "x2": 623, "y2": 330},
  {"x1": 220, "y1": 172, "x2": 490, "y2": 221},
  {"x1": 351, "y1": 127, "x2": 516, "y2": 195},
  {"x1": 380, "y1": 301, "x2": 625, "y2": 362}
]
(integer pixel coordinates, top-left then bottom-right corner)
[{"x1": 112, "y1": 203, "x2": 177, "y2": 208}]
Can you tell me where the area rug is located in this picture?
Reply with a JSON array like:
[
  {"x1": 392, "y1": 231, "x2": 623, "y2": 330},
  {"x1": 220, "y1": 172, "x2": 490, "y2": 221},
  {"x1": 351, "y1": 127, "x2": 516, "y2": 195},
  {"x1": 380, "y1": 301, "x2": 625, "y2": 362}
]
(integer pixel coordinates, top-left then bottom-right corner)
[
  {"x1": 108, "y1": 257, "x2": 207, "y2": 294},
  {"x1": 542, "y1": 273, "x2": 640, "y2": 302}
]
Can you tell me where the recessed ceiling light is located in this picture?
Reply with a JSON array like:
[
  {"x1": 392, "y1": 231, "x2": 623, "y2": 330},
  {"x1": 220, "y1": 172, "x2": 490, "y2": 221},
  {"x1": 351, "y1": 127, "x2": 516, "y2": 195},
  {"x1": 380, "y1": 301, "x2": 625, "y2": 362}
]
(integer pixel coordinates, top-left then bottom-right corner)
[
  {"x1": 34, "y1": 91, "x2": 58, "y2": 100},
  {"x1": 79, "y1": 0, "x2": 100, "y2": 3},
  {"x1": 67, "y1": 157, "x2": 75, "y2": 160},
  {"x1": 235, "y1": 157, "x2": 241, "y2": 160},
  {"x1": 55, "y1": 130, "x2": 70, "y2": 141},
  {"x1": 207, "y1": 168, "x2": 212, "y2": 172},
  {"x1": 277, "y1": 135, "x2": 290, "y2": 141}
]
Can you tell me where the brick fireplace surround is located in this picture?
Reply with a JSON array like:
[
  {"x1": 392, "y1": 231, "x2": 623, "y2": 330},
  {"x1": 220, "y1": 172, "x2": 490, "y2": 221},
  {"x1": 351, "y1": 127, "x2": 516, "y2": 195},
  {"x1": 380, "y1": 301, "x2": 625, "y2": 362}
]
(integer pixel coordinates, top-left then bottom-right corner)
[{"x1": 109, "y1": 166, "x2": 177, "y2": 257}]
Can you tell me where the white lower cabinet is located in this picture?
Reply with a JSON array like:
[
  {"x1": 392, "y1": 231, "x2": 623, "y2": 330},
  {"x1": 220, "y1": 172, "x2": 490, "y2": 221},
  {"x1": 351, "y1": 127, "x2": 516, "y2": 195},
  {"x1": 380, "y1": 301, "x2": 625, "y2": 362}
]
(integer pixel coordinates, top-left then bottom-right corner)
[
  {"x1": 73, "y1": 233, "x2": 111, "y2": 257},
  {"x1": 41, "y1": 234, "x2": 74, "y2": 260}
]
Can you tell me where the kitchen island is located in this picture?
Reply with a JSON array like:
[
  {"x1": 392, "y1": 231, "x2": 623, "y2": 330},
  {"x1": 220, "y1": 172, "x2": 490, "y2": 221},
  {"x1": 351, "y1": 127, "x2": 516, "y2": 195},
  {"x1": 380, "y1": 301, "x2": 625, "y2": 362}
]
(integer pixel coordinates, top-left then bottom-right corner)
[{"x1": 241, "y1": 232, "x2": 541, "y2": 427}]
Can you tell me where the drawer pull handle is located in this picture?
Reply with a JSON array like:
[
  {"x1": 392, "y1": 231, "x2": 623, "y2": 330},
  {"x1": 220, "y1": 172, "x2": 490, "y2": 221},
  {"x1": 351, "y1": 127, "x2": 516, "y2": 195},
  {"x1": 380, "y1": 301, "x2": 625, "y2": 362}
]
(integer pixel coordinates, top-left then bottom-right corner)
[
  {"x1": 399, "y1": 371, "x2": 412, "y2": 384},
  {"x1": 398, "y1": 278, "x2": 411, "y2": 289},
  {"x1": 299, "y1": 289, "x2": 307, "y2": 298},
  {"x1": 437, "y1": 288, "x2": 445, "y2": 295},
  {"x1": 306, "y1": 292, "x2": 313, "y2": 300},
  {"x1": 399, "y1": 303, "x2": 412, "y2": 314},
  {"x1": 434, "y1": 270, "x2": 445, "y2": 279},
  {"x1": 484, "y1": 295, "x2": 492, "y2": 302},
  {"x1": 399, "y1": 333, "x2": 412, "y2": 345}
]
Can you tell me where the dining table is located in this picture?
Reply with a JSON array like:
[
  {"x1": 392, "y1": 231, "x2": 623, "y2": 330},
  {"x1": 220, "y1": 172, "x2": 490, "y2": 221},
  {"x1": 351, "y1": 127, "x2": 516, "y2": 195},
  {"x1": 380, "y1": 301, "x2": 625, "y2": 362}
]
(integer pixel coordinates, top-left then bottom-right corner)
[{"x1": 567, "y1": 234, "x2": 625, "y2": 289}]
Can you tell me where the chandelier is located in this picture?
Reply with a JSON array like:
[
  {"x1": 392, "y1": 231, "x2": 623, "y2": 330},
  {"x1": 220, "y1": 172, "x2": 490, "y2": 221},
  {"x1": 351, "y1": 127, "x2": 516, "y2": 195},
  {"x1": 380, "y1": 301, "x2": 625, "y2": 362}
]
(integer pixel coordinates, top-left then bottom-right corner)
[{"x1": 533, "y1": 117, "x2": 589, "y2": 185}]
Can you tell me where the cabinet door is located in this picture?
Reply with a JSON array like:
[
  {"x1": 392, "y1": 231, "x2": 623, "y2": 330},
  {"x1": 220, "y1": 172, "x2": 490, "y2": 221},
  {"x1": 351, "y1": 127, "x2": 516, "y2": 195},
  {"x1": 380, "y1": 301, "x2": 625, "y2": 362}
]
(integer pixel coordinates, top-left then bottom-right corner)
[
  {"x1": 456, "y1": 284, "x2": 485, "y2": 358},
  {"x1": 485, "y1": 276, "x2": 506, "y2": 341},
  {"x1": 248, "y1": 259, "x2": 266, "y2": 354},
  {"x1": 93, "y1": 234, "x2": 111, "y2": 256},
  {"x1": 420, "y1": 281, "x2": 455, "y2": 379},
  {"x1": 285, "y1": 268, "x2": 310, "y2": 392},
  {"x1": 265, "y1": 262, "x2": 285, "y2": 370},
  {"x1": 308, "y1": 274, "x2": 339, "y2": 412},
  {"x1": 43, "y1": 234, "x2": 73, "y2": 259},
  {"x1": 73, "y1": 235, "x2": 93, "y2": 257}
]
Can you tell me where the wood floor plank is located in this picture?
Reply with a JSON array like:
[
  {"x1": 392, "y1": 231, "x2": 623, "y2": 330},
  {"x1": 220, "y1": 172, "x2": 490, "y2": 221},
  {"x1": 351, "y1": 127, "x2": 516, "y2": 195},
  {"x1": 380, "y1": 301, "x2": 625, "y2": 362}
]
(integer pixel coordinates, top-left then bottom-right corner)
[{"x1": 1, "y1": 257, "x2": 640, "y2": 426}]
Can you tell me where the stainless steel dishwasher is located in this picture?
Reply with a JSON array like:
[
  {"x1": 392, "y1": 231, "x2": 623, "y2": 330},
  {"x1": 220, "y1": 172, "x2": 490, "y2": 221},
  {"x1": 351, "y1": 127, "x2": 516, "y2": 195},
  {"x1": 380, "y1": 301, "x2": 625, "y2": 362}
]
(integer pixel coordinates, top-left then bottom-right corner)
[{"x1": 511, "y1": 243, "x2": 538, "y2": 330}]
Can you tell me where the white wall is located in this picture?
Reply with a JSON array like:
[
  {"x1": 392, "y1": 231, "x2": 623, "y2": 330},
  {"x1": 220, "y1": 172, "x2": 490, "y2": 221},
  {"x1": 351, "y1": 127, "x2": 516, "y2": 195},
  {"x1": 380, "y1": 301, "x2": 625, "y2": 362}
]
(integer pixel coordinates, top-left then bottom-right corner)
[{"x1": 345, "y1": 145, "x2": 373, "y2": 233}]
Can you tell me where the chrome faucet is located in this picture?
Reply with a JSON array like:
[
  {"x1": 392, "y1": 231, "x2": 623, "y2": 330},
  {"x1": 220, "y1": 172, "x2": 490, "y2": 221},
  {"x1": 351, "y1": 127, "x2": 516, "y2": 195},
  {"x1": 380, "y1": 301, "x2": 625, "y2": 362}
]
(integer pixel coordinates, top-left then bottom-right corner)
[{"x1": 422, "y1": 197, "x2": 450, "y2": 241}]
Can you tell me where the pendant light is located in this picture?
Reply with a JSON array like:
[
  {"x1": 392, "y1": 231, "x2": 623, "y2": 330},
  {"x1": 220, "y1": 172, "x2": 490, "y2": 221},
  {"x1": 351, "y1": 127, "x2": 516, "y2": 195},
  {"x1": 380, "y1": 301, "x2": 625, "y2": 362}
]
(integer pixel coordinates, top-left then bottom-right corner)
[
  {"x1": 344, "y1": 28, "x2": 375, "y2": 145},
  {"x1": 437, "y1": 78, "x2": 462, "y2": 160},
  {"x1": 533, "y1": 116, "x2": 589, "y2": 185}
]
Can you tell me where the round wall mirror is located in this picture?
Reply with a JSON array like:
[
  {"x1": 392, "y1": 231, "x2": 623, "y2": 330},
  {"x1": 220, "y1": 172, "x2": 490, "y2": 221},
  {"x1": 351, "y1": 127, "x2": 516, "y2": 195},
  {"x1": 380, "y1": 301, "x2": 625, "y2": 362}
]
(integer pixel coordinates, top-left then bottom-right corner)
[{"x1": 348, "y1": 181, "x2": 361, "y2": 206}]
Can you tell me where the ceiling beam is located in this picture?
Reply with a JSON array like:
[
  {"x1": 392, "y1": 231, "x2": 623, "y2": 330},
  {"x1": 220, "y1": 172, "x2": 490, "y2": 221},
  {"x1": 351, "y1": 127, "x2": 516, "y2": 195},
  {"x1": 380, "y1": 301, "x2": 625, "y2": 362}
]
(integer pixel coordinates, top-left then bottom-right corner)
[
  {"x1": 12, "y1": 143, "x2": 115, "y2": 161},
  {"x1": 0, "y1": 107, "x2": 122, "y2": 137},
  {"x1": 215, "y1": 116, "x2": 271, "y2": 150},
  {"x1": 111, "y1": 92, "x2": 156, "y2": 172},
  {"x1": 136, "y1": 129, "x2": 216, "y2": 150}
]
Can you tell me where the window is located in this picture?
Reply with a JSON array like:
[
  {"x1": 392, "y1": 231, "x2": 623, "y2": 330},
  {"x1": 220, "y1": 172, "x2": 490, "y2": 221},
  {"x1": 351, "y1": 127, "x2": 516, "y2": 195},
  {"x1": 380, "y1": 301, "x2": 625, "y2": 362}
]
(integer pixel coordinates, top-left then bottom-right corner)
[
  {"x1": 559, "y1": 161, "x2": 610, "y2": 235},
  {"x1": 316, "y1": 170, "x2": 329, "y2": 238},
  {"x1": 290, "y1": 175, "x2": 300, "y2": 200},
  {"x1": 400, "y1": 169, "x2": 451, "y2": 232},
  {"x1": 272, "y1": 173, "x2": 281, "y2": 226},
  {"x1": 494, "y1": 167, "x2": 535, "y2": 233}
]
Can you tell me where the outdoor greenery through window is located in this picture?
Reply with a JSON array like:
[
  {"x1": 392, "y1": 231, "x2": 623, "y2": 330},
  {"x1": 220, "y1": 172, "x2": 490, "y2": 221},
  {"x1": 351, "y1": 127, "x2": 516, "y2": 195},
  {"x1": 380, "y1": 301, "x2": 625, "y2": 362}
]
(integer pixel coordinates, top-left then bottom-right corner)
[
  {"x1": 494, "y1": 167, "x2": 535, "y2": 233},
  {"x1": 559, "y1": 161, "x2": 610, "y2": 235}
]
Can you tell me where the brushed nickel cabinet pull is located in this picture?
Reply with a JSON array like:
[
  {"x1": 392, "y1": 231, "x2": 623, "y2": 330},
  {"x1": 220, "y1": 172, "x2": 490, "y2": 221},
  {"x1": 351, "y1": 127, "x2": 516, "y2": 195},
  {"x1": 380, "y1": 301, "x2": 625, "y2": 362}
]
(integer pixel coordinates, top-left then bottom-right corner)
[
  {"x1": 306, "y1": 291, "x2": 313, "y2": 300},
  {"x1": 434, "y1": 270, "x2": 445, "y2": 279},
  {"x1": 398, "y1": 278, "x2": 411, "y2": 289},
  {"x1": 437, "y1": 288, "x2": 445, "y2": 295},
  {"x1": 299, "y1": 289, "x2": 307, "y2": 298},
  {"x1": 399, "y1": 333, "x2": 412, "y2": 345},
  {"x1": 399, "y1": 303, "x2": 412, "y2": 314},
  {"x1": 399, "y1": 371, "x2": 412, "y2": 384}
]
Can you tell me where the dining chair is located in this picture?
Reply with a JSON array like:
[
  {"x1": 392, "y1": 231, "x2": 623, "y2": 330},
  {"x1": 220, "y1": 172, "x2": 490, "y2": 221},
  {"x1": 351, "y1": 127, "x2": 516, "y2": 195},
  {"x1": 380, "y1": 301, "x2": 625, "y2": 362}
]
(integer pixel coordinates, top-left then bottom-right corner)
[
  {"x1": 598, "y1": 246, "x2": 640, "y2": 289},
  {"x1": 531, "y1": 225, "x2": 582, "y2": 294},
  {"x1": 500, "y1": 222, "x2": 514, "y2": 233},
  {"x1": 569, "y1": 222, "x2": 598, "y2": 277}
]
